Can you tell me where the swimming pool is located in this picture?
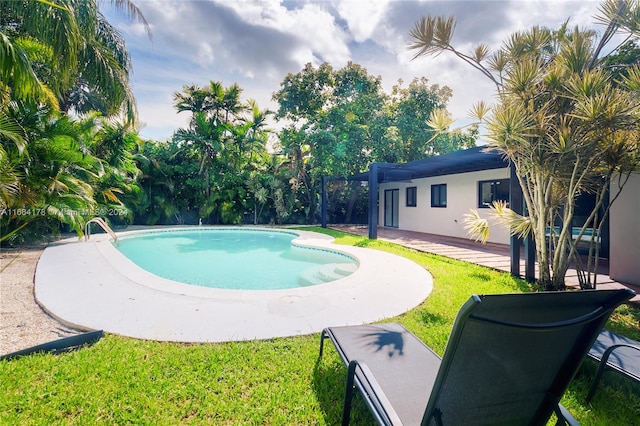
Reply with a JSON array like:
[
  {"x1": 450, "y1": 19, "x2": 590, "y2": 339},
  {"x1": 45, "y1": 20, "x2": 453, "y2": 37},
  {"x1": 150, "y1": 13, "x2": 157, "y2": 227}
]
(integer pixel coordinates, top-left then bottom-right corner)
[
  {"x1": 115, "y1": 228, "x2": 357, "y2": 290},
  {"x1": 35, "y1": 227, "x2": 433, "y2": 342}
]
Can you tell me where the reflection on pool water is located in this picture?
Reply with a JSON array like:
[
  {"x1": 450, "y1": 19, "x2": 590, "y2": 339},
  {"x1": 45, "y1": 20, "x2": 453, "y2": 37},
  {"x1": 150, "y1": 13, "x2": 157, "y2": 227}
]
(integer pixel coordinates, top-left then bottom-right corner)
[{"x1": 115, "y1": 228, "x2": 358, "y2": 290}]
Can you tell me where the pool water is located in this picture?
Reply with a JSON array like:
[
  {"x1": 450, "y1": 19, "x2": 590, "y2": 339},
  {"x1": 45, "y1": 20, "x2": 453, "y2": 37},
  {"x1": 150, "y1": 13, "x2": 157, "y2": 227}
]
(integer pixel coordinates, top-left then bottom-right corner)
[{"x1": 115, "y1": 229, "x2": 357, "y2": 290}]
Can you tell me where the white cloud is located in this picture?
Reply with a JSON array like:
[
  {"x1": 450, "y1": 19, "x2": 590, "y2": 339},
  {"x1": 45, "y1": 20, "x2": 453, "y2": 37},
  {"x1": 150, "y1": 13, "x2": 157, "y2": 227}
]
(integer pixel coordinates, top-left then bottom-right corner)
[
  {"x1": 337, "y1": 0, "x2": 391, "y2": 42},
  {"x1": 209, "y1": 0, "x2": 351, "y2": 67},
  {"x1": 103, "y1": 0, "x2": 612, "y2": 141},
  {"x1": 292, "y1": 3, "x2": 352, "y2": 65}
]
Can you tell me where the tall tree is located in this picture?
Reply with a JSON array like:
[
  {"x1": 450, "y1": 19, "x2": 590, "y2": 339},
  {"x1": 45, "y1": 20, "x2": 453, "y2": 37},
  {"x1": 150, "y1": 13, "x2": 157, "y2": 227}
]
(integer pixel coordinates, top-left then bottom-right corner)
[
  {"x1": 273, "y1": 62, "x2": 334, "y2": 123},
  {"x1": 1, "y1": 0, "x2": 150, "y2": 122},
  {"x1": 171, "y1": 82, "x2": 271, "y2": 225},
  {"x1": 409, "y1": 0, "x2": 640, "y2": 290},
  {"x1": 386, "y1": 77, "x2": 475, "y2": 162},
  {"x1": 0, "y1": 0, "x2": 149, "y2": 242},
  {"x1": 274, "y1": 62, "x2": 383, "y2": 221},
  {"x1": 273, "y1": 61, "x2": 465, "y2": 223}
]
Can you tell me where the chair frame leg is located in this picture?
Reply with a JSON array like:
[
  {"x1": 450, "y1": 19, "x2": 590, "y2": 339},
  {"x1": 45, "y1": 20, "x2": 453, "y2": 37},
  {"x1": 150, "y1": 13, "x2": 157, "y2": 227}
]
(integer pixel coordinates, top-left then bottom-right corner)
[
  {"x1": 342, "y1": 360, "x2": 358, "y2": 426},
  {"x1": 319, "y1": 329, "x2": 329, "y2": 358},
  {"x1": 586, "y1": 362, "x2": 608, "y2": 403}
]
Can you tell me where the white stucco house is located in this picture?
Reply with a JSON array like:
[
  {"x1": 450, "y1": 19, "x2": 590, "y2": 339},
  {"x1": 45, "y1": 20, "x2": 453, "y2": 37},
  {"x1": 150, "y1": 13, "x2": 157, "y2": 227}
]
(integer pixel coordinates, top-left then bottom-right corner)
[
  {"x1": 323, "y1": 146, "x2": 640, "y2": 286},
  {"x1": 377, "y1": 166, "x2": 512, "y2": 245},
  {"x1": 609, "y1": 172, "x2": 640, "y2": 286}
]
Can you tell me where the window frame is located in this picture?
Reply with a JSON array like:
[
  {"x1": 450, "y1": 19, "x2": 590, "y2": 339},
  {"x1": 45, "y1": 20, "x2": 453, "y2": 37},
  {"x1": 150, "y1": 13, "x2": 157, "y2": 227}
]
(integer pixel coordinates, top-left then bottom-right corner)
[
  {"x1": 431, "y1": 183, "x2": 447, "y2": 208},
  {"x1": 406, "y1": 186, "x2": 417, "y2": 207},
  {"x1": 478, "y1": 179, "x2": 510, "y2": 208}
]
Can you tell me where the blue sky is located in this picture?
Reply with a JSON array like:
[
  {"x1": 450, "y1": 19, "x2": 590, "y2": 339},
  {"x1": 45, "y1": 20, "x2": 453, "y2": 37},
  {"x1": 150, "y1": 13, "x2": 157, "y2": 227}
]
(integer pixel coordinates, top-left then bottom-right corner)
[{"x1": 103, "y1": 1, "x2": 605, "y2": 142}]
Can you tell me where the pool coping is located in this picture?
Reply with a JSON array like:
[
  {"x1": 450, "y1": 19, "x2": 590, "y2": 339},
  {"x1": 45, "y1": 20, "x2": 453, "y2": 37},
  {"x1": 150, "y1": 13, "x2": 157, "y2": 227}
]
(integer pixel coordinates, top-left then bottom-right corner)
[{"x1": 35, "y1": 226, "x2": 433, "y2": 343}]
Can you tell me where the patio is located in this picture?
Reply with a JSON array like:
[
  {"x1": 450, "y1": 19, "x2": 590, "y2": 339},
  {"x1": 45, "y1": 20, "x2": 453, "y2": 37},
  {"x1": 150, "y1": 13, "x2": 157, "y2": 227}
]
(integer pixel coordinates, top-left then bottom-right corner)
[{"x1": 330, "y1": 225, "x2": 640, "y2": 305}]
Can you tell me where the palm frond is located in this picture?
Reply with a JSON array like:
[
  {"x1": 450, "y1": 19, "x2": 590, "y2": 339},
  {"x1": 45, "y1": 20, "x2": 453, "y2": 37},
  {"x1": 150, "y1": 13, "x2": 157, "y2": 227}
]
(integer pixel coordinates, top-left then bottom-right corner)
[
  {"x1": 468, "y1": 101, "x2": 491, "y2": 120},
  {"x1": 100, "y1": 0, "x2": 152, "y2": 39},
  {"x1": 408, "y1": 16, "x2": 455, "y2": 59},
  {"x1": 0, "y1": 110, "x2": 28, "y2": 155},
  {"x1": 490, "y1": 200, "x2": 532, "y2": 239},
  {"x1": 0, "y1": 155, "x2": 22, "y2": 207},
  {"x1": 0, "y1": 31, "x2": 47, "y2": 103},
  {"x1": 463, "y1": 209, "x2": 491, "y2": 243},
  {"x1": 426, "y1": 108, "x2": 453, "y2": 133},
  {"x1": 473, "y1": 44, "x2": 491, "y2": 62},
  {"x1": 620, "y1": 64, "x2": 640, "y2": 91}
]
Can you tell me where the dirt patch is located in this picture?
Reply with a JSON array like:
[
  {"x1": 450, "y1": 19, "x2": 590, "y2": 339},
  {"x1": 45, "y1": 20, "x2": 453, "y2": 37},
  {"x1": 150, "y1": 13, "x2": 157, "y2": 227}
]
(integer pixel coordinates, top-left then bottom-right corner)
[{"x1": 0, "y1": 246, "x2": 79, "y2": 355}]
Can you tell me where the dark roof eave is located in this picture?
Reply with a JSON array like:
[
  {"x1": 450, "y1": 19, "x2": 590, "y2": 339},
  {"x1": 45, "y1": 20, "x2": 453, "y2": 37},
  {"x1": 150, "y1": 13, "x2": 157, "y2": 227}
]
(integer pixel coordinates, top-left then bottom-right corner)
[{"x1": 347, "y1": 146, "x2": 508, "y2": 183}]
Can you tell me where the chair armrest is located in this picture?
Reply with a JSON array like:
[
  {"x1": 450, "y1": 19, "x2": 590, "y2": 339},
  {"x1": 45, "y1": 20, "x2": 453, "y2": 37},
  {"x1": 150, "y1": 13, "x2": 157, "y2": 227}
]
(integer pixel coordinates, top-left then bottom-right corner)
[
  {"x1": 601, "y1": 343, "x2": 640, "y2": 370},
  {"x1": 348, "y1": 360, "x2": 403, "y2": 426},
  {"x1": 586, "y1": 341, "x2": 640, "y2": 402}
]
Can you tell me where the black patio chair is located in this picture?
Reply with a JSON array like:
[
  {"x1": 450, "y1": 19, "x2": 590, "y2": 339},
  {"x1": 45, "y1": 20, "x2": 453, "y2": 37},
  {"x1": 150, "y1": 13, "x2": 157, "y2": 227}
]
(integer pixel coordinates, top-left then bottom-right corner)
[
  {"x1": 0, "y1": 330, "x2": 104, "y2": 361},
  {"x1": 319, "y1": 289, "x2": 634, "y2": 425},
  {"x1": 585, "y1": 328, "x2": 640, "y2": 402}
]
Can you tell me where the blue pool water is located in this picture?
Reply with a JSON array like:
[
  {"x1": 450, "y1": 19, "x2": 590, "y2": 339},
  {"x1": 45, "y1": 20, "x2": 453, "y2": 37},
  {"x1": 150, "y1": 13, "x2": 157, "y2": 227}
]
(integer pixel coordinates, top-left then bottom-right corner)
[{"x1": 115, "y1": 229, "x2": 357, "y2": 290}]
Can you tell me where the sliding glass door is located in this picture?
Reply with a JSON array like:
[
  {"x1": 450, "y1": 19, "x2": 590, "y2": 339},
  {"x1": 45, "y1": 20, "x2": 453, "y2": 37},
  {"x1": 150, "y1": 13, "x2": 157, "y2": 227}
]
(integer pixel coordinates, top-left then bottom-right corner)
[{"x1": 384, "y1": 189, "x2": 399, "y2": 228}]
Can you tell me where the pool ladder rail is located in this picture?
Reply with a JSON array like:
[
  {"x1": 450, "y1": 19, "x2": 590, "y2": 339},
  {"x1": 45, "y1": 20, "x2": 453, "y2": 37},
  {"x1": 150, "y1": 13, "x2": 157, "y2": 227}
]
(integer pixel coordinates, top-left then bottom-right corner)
[{"x1": 84, "y1": 217, "x2": 118, "y2": 243}]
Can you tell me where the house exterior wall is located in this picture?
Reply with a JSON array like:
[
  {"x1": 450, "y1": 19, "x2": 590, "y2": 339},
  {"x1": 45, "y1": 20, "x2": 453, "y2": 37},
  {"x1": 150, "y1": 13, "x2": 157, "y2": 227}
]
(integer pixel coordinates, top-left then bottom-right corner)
[
  {"x1": 609, "y1": 172, "x2": 640, "y2": 286},
  {"x1": 377, "y1": 168, "x2": 511, "y2": 245}
]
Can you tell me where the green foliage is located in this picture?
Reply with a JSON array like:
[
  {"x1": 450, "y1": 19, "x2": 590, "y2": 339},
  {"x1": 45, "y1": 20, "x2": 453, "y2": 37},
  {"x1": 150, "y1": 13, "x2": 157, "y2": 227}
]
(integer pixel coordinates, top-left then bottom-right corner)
[
  {"x1": 600, "y1": 39, "x2": 640, "y2": 82},
  {"x1": 272, "y1": 62, "x2": 477, "y2": 224},
  {"x1": 0, "y1": 103, "x2": 143, "y2": 243},
  {"x1": 1, "y1": 0, "x2": 149, "y2": 121},
  {"x1": 132, "y1": 140, "x2": 198, "y2": 225},
  {"x1": 385, "y1": 77, "x2": 471, "y2": 161},
  {"x1": 130, "y1": 82, "x2": 274, "y2": 226},
  {"x1": 409, "y1": 0, "x2": 640, "y2": 290},
  {"x1": 5, "y1": 0, "x2": 482, "y2": 232},
  {"x1": 273, "y1": 62, "x2": 334, "y2": 121},
  {"x1": 0, "y1": 1, "x2": 149, "y2": 241}
]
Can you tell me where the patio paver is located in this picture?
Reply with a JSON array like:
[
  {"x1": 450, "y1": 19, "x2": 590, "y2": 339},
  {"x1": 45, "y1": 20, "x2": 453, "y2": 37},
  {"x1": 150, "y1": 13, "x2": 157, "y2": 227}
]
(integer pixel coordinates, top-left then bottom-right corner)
[{"x1": 330, "y1": 225, "x2": 640, "y2": 305}]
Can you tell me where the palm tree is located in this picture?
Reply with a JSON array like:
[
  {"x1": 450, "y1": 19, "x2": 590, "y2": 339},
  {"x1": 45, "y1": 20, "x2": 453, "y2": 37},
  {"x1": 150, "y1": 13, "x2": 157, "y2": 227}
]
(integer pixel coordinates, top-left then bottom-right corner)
[
  {"x1": 0, "y1": 101, "x2": 27, "y2": 200},
  {"x1": 0, "y1": 0, "x2": 150, "y2": 242},
  {"x1": 1, "y1": 0, "x2": 150, "y2": 122},
  {"x1": 218, "y1": 83, "x2": 245, "y2": 124},
  {"x1": 172, "y1": 82, "x2": 251, "y2": 195},
  {"x1": 1, "y1": 104, "x2": 100, "y2": 242},
  {"x1": 173, "y1": 111, "x2": 226, "y2": 197},
  {"x1": 409, "y1": 0, "x2": 640, "y2": 290},
  {"x1": 173, "y1": 85, "x2": 209, "y2": 118},
  {"x1": 131, "y1": 140, "x2": 182, "y2": 225},
  {"x1": 234, "y1": 100, "x2": 270, "y2": 162},
  {"x1": 171, "y1": 83, "x2": 276, "y2": 225},
  {"x1": 90, "y1": 117, "x2": 142, "y2": 223}
]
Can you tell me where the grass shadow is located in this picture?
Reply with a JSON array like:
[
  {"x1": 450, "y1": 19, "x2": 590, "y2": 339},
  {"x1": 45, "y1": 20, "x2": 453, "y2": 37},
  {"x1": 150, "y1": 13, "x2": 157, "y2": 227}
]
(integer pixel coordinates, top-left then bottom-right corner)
[{"x1": 418, "y1": 310, "x2": 448, "y2": 327}]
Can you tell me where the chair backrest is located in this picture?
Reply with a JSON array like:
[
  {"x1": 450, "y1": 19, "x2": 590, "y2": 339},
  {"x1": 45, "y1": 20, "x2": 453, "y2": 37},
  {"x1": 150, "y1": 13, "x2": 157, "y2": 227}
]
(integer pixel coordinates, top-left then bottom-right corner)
[{"x1": 421, "y1": 289, "x2": 634, "y2": 426}]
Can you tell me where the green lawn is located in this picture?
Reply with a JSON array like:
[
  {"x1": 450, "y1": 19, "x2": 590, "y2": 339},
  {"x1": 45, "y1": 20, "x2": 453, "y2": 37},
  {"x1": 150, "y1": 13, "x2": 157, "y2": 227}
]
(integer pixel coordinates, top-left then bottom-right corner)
[{"x1": 1, "y1": 228, "x2": 638, "y2": 425}]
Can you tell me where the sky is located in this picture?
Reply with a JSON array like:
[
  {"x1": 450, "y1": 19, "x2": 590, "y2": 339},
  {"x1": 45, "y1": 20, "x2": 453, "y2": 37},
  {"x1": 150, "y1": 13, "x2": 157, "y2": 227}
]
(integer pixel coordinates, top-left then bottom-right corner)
[{"x1": 103, "y1": 0, "x2": 608, "y2": 142}]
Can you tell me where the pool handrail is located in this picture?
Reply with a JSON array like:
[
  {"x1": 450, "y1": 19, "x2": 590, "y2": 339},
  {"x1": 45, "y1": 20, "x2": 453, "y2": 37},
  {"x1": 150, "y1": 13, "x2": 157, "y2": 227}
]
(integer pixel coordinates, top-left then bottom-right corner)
[{"x1": 84, "y1": 217, "x2": 117, "y2": 243}]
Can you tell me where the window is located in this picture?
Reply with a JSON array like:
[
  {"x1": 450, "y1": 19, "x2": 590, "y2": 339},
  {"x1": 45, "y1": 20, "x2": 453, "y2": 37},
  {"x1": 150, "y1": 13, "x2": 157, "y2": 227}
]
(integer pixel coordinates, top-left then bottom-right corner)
[
  {"x1": 431, "y1": 184, "x2": 447, "y2": 207},
  {"x1": 478, "y1": 179, "x2": 509, "y2": 208},
  {"x1": 406, "y1": 187, "x2": 417, "y2": 207}
]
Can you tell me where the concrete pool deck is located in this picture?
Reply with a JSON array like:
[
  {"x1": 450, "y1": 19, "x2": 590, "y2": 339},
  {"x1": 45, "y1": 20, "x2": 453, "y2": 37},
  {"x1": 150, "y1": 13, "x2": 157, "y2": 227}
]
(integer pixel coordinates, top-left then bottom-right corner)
[{"x1": 35, "y1": 227, "x2": 433, "y2": 343}]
